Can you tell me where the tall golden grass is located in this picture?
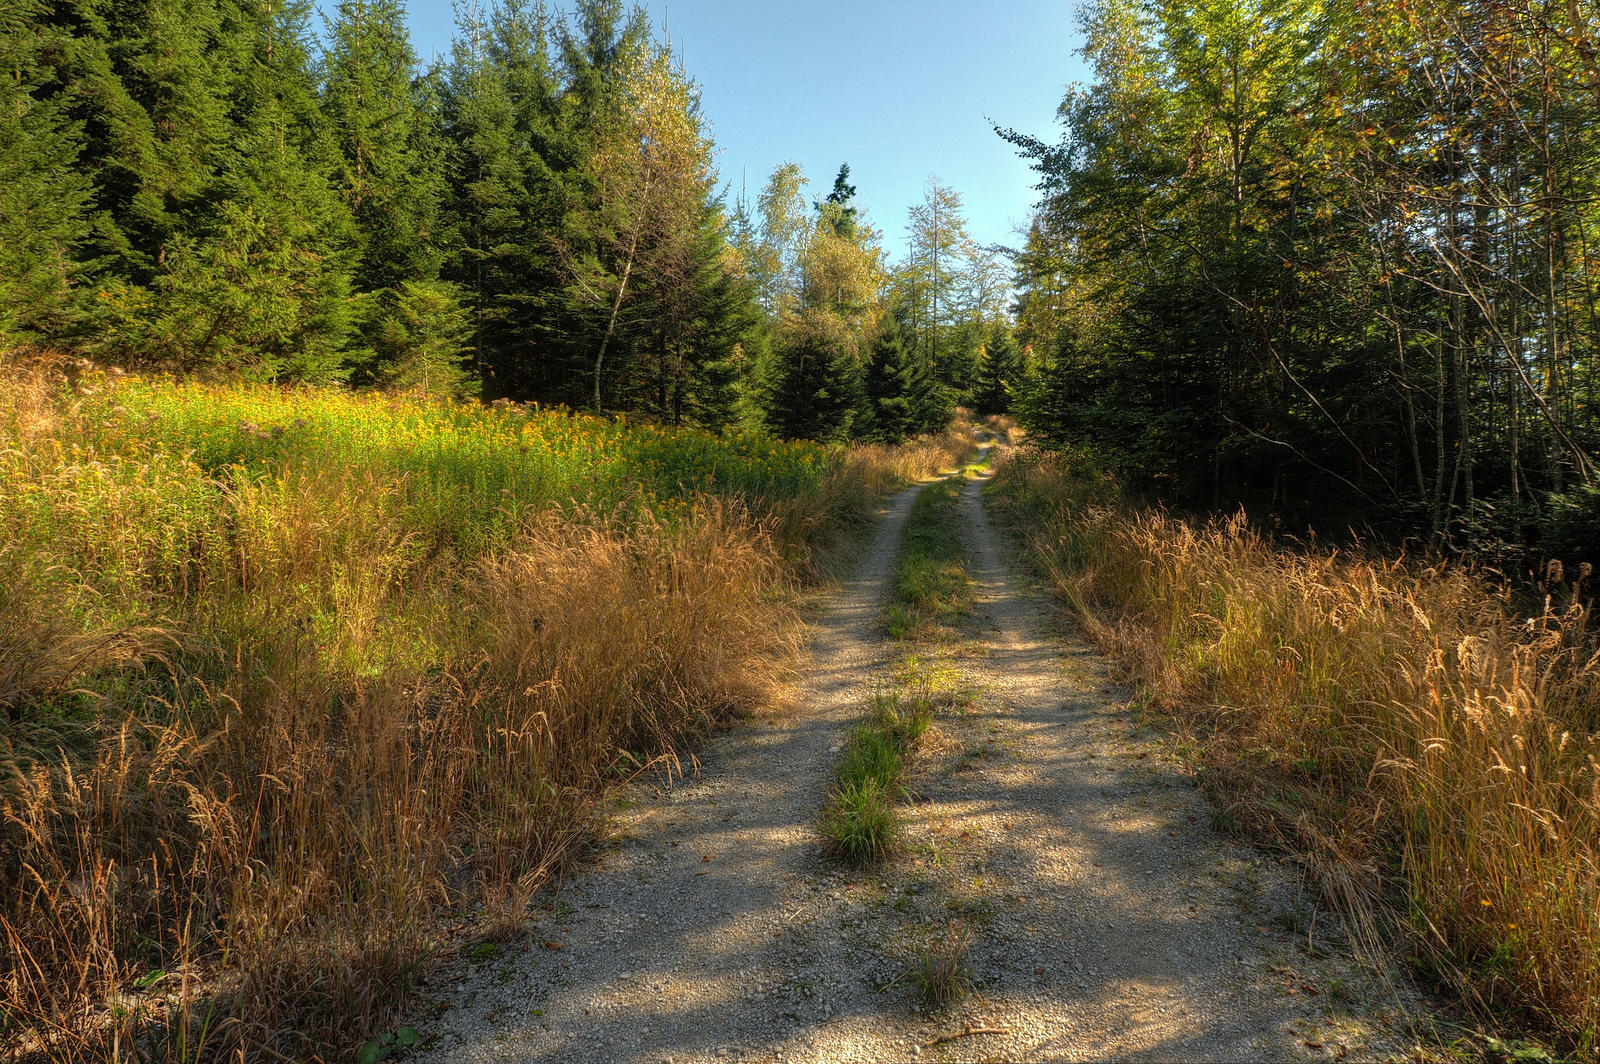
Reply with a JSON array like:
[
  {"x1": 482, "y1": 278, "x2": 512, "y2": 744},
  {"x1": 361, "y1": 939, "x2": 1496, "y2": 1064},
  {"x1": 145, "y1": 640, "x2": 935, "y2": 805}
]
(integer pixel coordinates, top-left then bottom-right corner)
[
  {"x1": 992, "y1": 450, "x2": 1600, "y2": 1049},
  {"x1": 0, "y1": 354, "x2": 957, "y2": 1060},
  {"x1": 762, "y1": 417, "x2": 975, "y2": 580},
  {"x1": 845, "y1": 415, "x2": 975, "y2": 495}
]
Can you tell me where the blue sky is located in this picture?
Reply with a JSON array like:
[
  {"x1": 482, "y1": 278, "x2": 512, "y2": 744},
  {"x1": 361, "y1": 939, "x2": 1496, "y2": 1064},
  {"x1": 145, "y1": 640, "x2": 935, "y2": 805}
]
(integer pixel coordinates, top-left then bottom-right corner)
[{"x1": 397, "y1": 1, "x2": 1090, "y2": 263}]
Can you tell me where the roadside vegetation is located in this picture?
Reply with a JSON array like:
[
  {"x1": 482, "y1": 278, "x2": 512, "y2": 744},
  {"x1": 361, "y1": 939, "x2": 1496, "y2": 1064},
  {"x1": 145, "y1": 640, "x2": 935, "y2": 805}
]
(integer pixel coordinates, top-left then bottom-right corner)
[
  {"x1": 0, "y1": 353, "x2": 967, "y2": 1061},
  {"x1": 990, "y1": 448, "x2": 1600, "y2": 1053}
]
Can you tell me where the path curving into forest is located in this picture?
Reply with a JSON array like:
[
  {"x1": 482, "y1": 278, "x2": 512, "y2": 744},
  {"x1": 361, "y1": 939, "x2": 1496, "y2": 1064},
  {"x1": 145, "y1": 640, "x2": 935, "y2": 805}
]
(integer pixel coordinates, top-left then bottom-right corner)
[{"x1": 412, "y1": 445, "x2": 1417, "y2": 1063}]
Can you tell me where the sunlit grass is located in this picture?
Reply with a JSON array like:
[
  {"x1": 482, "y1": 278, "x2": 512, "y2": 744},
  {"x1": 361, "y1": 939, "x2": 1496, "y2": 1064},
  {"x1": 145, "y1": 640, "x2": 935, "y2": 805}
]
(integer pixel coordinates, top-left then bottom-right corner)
[
  {"x1": 0, "y1": 353, "x2": 964, "y2": 1061},
  {"x1": 992, "y1": 448, "x2": 1600, "y2": 1052},
  {"x1": 886, "y1": 478, "x2": 972, "y2": 640}
]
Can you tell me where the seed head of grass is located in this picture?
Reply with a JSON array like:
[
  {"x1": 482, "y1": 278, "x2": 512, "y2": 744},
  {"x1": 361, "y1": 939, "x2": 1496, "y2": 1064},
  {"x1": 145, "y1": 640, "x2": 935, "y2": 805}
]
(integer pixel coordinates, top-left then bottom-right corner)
[{"x1": 914, "y1": 920, "x2": 972, "y2": 1008}]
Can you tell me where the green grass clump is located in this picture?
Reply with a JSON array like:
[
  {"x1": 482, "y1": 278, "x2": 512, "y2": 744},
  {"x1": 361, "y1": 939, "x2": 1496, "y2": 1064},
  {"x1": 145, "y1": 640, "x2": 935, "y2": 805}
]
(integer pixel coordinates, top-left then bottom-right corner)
[
  {"x1": 887, "y1": 479, "x2": 971, "y2": 638},
  {"x1": 837, "y1": 723, "x2": 906, "y2": 796},
  {"x1": 819, "y1": 688, "x2": 941, "y2": 865},
  {"x1": 818, "y1": 776, "x2": 899, "y2": 864},
  {"x1": 913, "y1": 920, "x2": 973, "y2": 1008},
  {"x1": 823, "y1": 470, "x2": 975, "y2": 865},
  {"x1": 873, "y1": 690, "x2": 934, "y2": 747}
]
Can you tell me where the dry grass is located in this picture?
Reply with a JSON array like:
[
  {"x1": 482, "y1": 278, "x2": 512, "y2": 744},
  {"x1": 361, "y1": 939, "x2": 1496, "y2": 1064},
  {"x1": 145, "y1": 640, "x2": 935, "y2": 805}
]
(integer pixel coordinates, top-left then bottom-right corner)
[
  {"x1": 912, "y1": 920, "x2": 972, "y2": 1009},
  {"x1": 845, "y1": 414, "x2": 977, "y2": 497},
  {"x1": 992, "y1": 449, "x2": 1600, "y2": 1051},
  {"x1": 0, "y1": 354, "x2": 899, "y2": 1061},
  {"x1": 765, "y1": 416, "x2": 975, "y2": 583}
]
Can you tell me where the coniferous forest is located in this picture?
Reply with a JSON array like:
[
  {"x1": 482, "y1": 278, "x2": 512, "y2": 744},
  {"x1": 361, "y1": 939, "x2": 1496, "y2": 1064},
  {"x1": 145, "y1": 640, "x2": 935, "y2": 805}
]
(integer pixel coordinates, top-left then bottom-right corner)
[
  {"x1": 1008, "y1": 0, "x2": 1600, "y2": 560},
  {"x1": 1, "y1": 0, "x2": 1015, "y2": 439}
]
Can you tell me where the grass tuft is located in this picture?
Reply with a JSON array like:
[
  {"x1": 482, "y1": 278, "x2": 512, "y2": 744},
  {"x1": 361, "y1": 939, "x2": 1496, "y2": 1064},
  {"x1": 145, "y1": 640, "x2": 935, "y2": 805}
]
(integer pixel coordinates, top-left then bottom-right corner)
[
  {"x1": 913, "y1": 920, "x2": 973, "y2": 1008},
  {"x1": 818, "y1": 776, "x2": 900, "y2": 864},
  {"x1": 874, "y1": 690, "x2": 934, "y2": 748},
  {"x1": 819, "y1": 689, "x2": 944, "y2": 865}
]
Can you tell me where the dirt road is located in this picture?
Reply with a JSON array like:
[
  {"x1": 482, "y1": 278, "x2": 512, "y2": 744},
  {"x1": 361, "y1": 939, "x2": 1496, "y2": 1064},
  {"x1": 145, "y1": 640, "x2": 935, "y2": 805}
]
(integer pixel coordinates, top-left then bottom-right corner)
[{"x1": 412, "y1": 449, "x2": 1414, "y2": 1062}]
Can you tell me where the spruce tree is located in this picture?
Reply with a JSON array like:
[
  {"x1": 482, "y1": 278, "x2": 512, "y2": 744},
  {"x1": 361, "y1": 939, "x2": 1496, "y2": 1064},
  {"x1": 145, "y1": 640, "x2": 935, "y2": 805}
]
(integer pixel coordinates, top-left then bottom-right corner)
[
  {"x1": 65, "y1": 0, "x2": 249, "y2": 286},
  {"x1": 973, "y1": 321, "x2": 1022, "y2": 415},
  {"x1": 128, "y1": 0, "x2": 357, "y2": 379},
  {"x1": 765, "y1": 309, "x2": 865, "y2": 441},
  {"x1": 625, "y1": 201, "x2": 763, "y2": 427},
  {"x1": 323, "y1": 0, "x2": 444, "y2": 292},
  {"x1": 864, "y1": 299, "x2": 936, "y2": 441},
  {"x1": 440, "y1": 0, "x2": 562, "y2": 397},
  {"x1": 367, "y1": 279, "x2": 473, "y2": 395},
  {"x1": 0, "y1": 0, "x2": 93, "y2": 340},
  {"x1": 816, "y1": 163, "x2": 858, "y2": 240}
]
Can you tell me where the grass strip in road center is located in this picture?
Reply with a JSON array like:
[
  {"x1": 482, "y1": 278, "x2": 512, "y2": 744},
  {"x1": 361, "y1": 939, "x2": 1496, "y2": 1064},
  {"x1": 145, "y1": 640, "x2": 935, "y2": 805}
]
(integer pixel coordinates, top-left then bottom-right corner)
[
  {"x1": 818, "y1": 690, "x2": 937, "y2": 864},
  {"x1": 884, "y1": 477, "x2": 972, "y2": 640}
]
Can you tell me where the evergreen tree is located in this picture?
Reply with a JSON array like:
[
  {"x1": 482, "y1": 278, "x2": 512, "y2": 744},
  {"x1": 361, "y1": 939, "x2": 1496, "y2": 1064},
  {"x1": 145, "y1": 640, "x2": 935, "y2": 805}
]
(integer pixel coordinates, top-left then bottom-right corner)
[
  {"x1": 65, "y1": 0, "x2": 251, "y2": 286},
  {"x1": 0, "y1": 0, "x2": 93, "y2": 340},
  {"x1": 440, "y1": 0, "x2": 569, "y2": 398},
  {"x1": 757, "y1": 160, "x2": 887, "y2": 439},
  {"x1": 765, "y1": 309, "x2": 864, "y2": 441},
  {"x1": 973, "y1": 321, "x2": 1022, "y2": 415},
  {"x1": 864, "y1": 297, "x2": 944, "y2": 441},
  {"x1": 367, "y1": 278, "x2": 473, "y2": 395},
  {"x1": 110, "y1": 0, "x2": 357, "y2": 379},
  {"x1": 624, "y1": 206, "x2": 762, "y2": 426},
  {"x1": 816, "y1": 163, "x2": 858, "y2": 239},
  {"x1": 323, "y1": 0, "x2": 444, "y2": 292}
]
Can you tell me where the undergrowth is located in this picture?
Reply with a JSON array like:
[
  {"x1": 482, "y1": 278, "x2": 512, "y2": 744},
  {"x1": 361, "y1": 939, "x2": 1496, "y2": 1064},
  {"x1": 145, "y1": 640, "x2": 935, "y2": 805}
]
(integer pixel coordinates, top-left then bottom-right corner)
[
  {"x1": 0, "y1": 352, "x2": 967, "y2": 1061},
  {"x1": 990, "y1": 447, "x2": 1600, "y2": 1054}
]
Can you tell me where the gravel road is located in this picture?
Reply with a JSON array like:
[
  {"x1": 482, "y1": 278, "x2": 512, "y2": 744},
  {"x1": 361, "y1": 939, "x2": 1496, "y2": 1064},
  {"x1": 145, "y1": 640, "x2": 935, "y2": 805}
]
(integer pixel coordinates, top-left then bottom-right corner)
[{"x1": 409, "y1": 448, "x2": 1419, "y2": 1063}]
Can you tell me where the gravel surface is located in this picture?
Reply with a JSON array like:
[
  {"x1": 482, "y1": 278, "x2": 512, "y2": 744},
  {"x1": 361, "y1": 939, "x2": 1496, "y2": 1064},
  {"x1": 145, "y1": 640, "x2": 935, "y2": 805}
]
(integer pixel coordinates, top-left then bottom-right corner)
[{"x1": 408, "y1": 448, "x2": 1422, "y2": 1063}]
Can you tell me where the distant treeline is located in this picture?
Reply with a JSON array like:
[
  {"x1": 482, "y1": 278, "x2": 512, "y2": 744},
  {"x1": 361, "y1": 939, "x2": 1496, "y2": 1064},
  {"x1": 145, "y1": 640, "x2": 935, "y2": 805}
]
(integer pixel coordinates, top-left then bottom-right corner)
[
  {"x1": 1006, "y1": 0, "x2": 1600, "y2": 560},
  {"x1": 1, "y1": 0, "x2": 1022, "y2": 440}
]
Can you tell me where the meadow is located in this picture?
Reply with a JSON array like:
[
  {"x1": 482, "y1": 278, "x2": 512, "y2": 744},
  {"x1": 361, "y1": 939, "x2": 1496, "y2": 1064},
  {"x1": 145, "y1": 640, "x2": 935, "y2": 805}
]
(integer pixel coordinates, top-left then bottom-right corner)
[
  {"x1": 990, "y1": 450, "x2": 1600, "y2": 1053},
  {"x1": 0, "y1": 352, "x2": 970, "y2": 1061}
]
